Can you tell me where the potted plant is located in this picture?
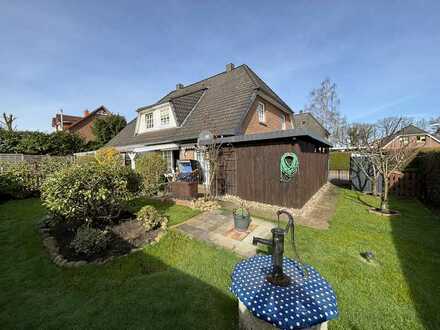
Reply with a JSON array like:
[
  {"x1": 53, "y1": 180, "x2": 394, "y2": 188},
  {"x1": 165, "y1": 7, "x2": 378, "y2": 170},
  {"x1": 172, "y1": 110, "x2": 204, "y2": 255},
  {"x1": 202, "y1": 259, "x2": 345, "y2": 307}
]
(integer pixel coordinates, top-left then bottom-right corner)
[{"x1": 233, "y1": 203, "x2": 251, "y2": 232}]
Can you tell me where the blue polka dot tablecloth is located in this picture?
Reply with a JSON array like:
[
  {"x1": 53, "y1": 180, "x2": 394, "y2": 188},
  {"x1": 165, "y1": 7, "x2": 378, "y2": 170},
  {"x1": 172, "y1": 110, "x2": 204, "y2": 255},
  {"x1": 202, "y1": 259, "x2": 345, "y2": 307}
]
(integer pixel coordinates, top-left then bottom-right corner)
[{"x1": 231, "y1": 255, "x2": 338, "y2": 330}]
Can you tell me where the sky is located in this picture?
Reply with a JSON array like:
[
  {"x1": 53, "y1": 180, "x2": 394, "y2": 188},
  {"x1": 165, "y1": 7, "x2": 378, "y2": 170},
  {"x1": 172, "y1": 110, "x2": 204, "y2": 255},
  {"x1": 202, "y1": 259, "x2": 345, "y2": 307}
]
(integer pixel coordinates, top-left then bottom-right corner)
[{"x1": 1, "y1": 0, "x2": 439, "y2": 132}]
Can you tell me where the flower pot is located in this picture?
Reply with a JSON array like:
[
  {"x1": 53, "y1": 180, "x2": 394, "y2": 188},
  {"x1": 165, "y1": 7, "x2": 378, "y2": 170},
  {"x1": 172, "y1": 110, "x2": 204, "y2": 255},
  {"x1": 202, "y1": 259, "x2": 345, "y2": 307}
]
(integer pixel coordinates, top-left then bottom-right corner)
[{"x1": 233, "y1": 209, "x2": 251, "y2": 232}]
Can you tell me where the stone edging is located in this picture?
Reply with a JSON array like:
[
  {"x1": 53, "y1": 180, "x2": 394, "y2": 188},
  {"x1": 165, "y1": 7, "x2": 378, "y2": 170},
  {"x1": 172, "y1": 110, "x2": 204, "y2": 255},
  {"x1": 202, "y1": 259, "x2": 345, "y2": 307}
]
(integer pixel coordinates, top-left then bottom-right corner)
[{"x1": 38, "y1": 216, "x2": 167, "y2": 268}]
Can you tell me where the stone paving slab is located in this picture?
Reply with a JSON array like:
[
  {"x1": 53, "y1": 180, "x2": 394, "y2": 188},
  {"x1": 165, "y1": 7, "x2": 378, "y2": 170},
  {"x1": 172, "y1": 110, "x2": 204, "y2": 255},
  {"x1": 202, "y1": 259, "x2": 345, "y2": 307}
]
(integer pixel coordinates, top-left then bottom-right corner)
[{"x1": 175, "y1": 210, "x2": 275, "y2": 257}]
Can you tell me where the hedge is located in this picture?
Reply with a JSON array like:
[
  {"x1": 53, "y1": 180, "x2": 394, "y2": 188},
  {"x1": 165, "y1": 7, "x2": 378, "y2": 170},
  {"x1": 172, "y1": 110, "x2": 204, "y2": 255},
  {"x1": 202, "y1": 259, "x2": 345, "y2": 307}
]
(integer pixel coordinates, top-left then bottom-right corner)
[{"x1": 329, "y1": 152, "x2": 351, "y2": 171}]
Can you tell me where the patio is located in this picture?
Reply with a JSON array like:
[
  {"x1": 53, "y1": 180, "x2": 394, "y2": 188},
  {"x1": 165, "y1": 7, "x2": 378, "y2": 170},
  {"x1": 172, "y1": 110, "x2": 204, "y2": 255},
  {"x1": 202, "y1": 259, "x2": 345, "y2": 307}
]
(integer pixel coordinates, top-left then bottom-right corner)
[{"x1": 175, "y1": 210, "x2": 276, "y2": 257}]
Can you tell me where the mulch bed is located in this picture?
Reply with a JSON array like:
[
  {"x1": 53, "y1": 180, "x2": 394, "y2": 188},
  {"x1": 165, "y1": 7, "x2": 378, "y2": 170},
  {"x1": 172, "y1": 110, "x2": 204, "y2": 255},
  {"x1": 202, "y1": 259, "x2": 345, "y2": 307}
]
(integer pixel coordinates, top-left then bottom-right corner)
[{"x1": 45, "y1": 213, "x2": 163, "y2": 263}]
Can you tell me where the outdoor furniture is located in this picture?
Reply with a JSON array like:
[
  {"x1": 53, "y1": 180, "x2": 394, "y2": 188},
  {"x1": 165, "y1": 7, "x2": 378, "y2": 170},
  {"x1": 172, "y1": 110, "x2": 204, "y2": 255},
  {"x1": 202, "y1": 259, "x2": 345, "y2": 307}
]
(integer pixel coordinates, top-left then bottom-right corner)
[
  {"x1": 170, "y1": 181, "x2": 198, "y2": 199},
  {"x1": 231, "y1": 255, "x2": 338, "y2": 330}
]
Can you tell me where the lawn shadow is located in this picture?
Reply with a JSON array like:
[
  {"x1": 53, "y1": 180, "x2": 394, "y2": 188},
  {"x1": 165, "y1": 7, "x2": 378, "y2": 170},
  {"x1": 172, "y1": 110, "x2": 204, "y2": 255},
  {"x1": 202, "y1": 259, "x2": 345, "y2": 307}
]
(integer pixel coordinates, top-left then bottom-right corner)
[
  {"x1": 82, "y1": 250, "x2": 239, "y2": 329},
  {"x1": 344, "y1": 191, "x2": 377, "y2": 208},
  {"x1": 389, "y1": 198, "x2": 440, "y2": 329}
]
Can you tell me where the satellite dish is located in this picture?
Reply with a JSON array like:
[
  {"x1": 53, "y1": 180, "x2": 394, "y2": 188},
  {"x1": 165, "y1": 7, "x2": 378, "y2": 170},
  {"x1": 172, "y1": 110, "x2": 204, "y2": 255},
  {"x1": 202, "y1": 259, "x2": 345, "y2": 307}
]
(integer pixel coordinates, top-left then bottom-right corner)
[{"x1": 197, "y1": 130, "x2": 214, "y2": 146}]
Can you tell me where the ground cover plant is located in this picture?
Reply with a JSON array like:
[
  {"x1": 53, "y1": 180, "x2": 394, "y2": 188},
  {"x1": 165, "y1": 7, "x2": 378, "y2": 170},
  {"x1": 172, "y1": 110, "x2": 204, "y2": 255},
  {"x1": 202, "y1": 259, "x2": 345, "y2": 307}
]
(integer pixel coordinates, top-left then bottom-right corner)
[{"x1": 0, "y1": 189, "x2": 438, "y2": 328}]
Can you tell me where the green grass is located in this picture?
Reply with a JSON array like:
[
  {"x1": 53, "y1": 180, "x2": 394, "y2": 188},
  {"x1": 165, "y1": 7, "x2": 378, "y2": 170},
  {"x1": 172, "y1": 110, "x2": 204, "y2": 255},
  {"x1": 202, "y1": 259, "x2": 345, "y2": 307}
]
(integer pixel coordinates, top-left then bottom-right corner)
[
  {"x1": 128, "y1": 197, "x2": 201, "y2": 226},
  {"x1": 0, "y1": 190, "x2": 439, "y2": 329}
]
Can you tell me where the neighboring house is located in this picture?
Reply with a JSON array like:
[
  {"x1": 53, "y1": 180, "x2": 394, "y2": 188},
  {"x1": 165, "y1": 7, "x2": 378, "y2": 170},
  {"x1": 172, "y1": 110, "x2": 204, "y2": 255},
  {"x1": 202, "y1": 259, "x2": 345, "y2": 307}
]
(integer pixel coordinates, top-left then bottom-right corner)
[
  {"x1": 107, "y1": 63, "x2": 330, "y2": 179},
  {"x1": 292, "y1": 111, "x2": 330, "y2": 140},
  {"x1": 382, "y1": 124, "x2": 440, "y2": 150},
  {"x1": 52, "y1": 106, "x2": 111, "y2": 142}
]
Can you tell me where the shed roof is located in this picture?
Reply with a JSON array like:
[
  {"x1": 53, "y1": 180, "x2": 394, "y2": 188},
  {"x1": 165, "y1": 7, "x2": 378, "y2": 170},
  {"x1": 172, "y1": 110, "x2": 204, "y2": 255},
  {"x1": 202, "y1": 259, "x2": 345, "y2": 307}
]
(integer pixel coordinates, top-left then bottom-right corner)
[{"x1": 200, "y1": 128, "x2": 332, "y2": 147}]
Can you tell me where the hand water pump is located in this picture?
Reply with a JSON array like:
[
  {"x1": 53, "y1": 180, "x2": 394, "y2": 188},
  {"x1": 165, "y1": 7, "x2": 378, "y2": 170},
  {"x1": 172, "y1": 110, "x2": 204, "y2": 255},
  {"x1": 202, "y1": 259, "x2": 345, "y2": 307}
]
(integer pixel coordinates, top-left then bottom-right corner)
[{"x1": 252, "y1": 210, "x2": 304, "y2": 287}]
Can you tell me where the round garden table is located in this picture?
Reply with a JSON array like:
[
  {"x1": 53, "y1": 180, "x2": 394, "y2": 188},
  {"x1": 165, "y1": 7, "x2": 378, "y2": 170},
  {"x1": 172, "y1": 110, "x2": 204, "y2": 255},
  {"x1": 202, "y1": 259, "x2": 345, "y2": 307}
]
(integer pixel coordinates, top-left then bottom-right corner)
[{"x1": 231, "y1": 255, "x2": 338, "y2": 330}]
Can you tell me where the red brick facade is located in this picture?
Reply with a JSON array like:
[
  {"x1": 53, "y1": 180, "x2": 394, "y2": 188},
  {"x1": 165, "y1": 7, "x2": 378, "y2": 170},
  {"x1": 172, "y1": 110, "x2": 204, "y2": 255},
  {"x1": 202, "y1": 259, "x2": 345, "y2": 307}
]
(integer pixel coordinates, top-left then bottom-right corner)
[{"x1": 241, "y1": 96, "x2": 292, "y2": 134}]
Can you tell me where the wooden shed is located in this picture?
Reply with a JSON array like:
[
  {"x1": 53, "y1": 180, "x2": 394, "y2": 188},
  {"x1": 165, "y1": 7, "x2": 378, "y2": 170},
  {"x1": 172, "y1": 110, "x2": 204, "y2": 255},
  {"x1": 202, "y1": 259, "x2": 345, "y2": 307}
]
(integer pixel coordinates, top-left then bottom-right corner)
[{"x1": 211, "y1": 129, "x2": 331, "y2": 209}]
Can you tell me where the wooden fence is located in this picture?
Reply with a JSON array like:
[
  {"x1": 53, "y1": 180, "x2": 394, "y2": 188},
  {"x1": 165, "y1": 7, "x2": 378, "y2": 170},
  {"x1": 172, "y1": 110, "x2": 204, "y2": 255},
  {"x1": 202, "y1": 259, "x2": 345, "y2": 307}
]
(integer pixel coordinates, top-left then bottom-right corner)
[
  {"x1": 0, "y1": 153, "x2": 73, "y2": 163},
  {"x1": 389, "y1": 171, "x2": 420, "y2": 198}
]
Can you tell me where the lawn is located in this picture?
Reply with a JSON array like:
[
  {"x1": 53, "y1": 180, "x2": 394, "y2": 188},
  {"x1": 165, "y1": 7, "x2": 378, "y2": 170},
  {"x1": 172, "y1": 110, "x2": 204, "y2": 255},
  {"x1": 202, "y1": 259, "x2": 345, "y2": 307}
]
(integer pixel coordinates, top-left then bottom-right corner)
[{"x1": 0, "y1": 189, "x2": 439, "y2": 329}]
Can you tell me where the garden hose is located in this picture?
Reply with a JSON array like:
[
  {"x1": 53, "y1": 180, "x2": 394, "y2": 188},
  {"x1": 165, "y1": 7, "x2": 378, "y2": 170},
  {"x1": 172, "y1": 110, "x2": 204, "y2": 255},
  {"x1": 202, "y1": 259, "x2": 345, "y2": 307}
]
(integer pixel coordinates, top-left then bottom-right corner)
[{"x1": 280, "y1": 152, "x2": 299, "y2": 182}]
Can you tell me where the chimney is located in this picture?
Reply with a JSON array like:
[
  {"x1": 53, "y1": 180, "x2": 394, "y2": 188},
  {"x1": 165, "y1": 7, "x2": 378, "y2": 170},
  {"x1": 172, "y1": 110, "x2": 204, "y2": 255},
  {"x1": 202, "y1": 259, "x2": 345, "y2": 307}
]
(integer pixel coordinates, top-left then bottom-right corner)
[
  {"x1": 226, "y1": 63, "x2": 235, "y2": 72},
  {"x1": 83, "y1": 110, "x2": 90, "y2": 117},
  {"x1": 176, "y1": 83, "x2": 184, "y2": 90}
]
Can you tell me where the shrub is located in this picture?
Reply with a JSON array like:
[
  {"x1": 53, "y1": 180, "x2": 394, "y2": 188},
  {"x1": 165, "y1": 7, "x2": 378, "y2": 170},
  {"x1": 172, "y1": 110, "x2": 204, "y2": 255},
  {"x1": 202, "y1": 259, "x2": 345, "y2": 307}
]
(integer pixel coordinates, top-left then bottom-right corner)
[
  {"x1": 38, "y1": 157, "x2": 71, "y2": 184},
  {"x1": 41, "y1": 161, "x2": 141, "y2": 225},
  {"x1": 136, "y1": 153, "x2": 168, "y2": 196},
  {"x1": 329, "y1": 152, "x2": 351, "y2": 171},
  {"x1": 95, "y1": 147, "x2": 121, "y2": 166},
  {"x1": 92, "y1": 114, "x2": 127, "y2": 147},
  {"x1": 136, "y1": 205, "x2": 167, "y2": 231},
  {"x1": 70, "y1": 225, "x2": 110, "y2": 257},
  {"x1": 0, "y1": 161, "x2": 39, "y2": 199}
]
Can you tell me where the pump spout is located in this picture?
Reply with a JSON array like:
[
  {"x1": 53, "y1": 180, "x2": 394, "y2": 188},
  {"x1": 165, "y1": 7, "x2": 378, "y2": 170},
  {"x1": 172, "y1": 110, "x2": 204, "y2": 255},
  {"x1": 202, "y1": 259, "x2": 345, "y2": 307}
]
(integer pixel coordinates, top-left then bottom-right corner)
[{"x1": 252, "y1": 237, "x2": 272, "y2": 246}]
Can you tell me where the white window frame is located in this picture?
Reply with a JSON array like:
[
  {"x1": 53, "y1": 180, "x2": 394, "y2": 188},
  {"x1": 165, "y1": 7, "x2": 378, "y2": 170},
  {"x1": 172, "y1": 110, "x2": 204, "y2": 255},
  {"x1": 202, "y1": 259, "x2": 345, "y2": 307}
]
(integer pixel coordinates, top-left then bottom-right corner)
[
  {"x1": 416, "y1": 135, "x2": 426, "y2": 143},
  {"x1": 161, "y1": 150, "x2": 173, "y2": 172},
  {"x1": 281, "y1": 113, "x2": 287, "y2": 130},
  {"x1": 160, "y1": 109, "x2": 170, "y2": 126},
  {"x1": 144, "y1": 112, "x2": 154, "y2": 129},
  {"x1": 257, "y1": 102, "x2": 265, "y2": 123}
]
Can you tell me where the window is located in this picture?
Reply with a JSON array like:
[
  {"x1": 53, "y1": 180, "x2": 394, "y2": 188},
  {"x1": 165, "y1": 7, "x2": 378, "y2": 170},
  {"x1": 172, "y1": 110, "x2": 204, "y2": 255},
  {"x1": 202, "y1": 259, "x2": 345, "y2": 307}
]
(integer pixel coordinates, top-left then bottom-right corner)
[
  {"x1": 160, "y1": 110, "x2": 170, "y2": 126},
  {"x1": 144, "y1": 112, "x2": 154, "y2": 129},
  {"x1": 416, "y1": 135, "x2": 426, "y2": 143},
  {"x1": 281, "y1": 113, "x2": 287, "y2": 130},
  {"x1": 399, "y1": 136, "x2": 409, "y2": 145},
  {"x1": 257, "y1": 102, "x2": 265, "y2": 123},
  {"x1": 161, "y1": 151, "x2": 173, "y2": 171}
]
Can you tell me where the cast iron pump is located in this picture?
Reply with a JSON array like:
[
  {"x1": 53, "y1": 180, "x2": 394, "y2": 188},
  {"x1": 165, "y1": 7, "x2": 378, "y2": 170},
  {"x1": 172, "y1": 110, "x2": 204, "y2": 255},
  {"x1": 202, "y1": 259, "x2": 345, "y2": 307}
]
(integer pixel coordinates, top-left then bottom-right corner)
[{"x1": 252, "y1": 209, "x2": 296, "y2": 287}]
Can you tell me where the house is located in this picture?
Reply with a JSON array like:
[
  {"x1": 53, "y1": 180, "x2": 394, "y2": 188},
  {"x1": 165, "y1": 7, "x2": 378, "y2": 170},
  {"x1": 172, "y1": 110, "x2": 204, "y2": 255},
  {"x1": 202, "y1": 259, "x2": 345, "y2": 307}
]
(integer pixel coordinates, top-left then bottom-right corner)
[
  {"x1": 108, "y1": 63, "x2": 331, "y2": 207},
  {"x1": 52, "y1": 106, "x2": 111, "y2": 142},
  {"x1": 292, "y1": 111, "x2": 330, "y2": 140},
  {"x1": 382, "y1": 124, "x2": 440, "y2": 150}
]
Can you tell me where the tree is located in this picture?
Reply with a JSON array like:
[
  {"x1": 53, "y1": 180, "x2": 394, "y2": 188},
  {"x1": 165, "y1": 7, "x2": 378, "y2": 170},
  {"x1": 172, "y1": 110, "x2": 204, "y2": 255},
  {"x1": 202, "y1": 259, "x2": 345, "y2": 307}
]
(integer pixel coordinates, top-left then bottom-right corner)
[
  {"x1": 304, "y1": 78, "x2": 346, "y2": 146},
  {"x1": 357, "y1": 117, "x2": 422, "y2": 212},
  {"x1": 0, "y1": 113, "x2": 17, "y2": 131},
  {"x1": 429, "y1": 116, "x2": 440, "y2": 134},
  {"x1": 92, "y1": 115, "x2": 127, "y2": 147}
]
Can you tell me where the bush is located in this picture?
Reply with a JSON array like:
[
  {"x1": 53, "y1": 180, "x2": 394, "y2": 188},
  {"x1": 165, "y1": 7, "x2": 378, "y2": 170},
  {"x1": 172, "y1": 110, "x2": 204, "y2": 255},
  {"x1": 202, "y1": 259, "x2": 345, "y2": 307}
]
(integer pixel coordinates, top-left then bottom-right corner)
[
  {"x1": 41, "y1": 161, "x2": 141, "y2": 225},
  {"x1": 329, "y1": 152, "x2": 351, "y2": 170},
  {"x1": 95, "y1": 147, "x2": 121, "y2": 166},
  {"x1": 38, "y1": 157, "x2": 72, "y2": 184},
  {"x1": 136, "y1": 153, "x2": 168, "y2": 196},
  {"x1": 70, "y1": 225, "x2": 110, "y2": 257},
  {"x1": 136, "y1": 205, "x2": 167, "y2": 231},
  {"x1": 92, "y1": 114, "x2": 127, "y2": 147},
  {"x1": 0, "y1": 161, "x2": 39, "y2": 199}
]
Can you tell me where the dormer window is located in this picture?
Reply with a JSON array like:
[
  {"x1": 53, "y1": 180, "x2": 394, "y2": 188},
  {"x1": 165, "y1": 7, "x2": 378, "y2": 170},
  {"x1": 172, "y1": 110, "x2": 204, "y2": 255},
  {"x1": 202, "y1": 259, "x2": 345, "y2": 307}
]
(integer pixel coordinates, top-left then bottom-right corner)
[
  {"x1": 160, "y1": 109, "x2": 170, "y2": 126},
  {"x1": 257, "y1": 102, "x2": 265, "y2": 123},
  {"x1": 145, "y1": 112, "x2": 154, "y2": 129}
]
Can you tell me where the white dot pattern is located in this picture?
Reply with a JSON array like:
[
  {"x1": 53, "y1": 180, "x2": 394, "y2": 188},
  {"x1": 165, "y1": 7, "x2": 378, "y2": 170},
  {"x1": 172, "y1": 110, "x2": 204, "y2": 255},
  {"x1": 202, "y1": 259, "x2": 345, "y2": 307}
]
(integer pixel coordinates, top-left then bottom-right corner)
[{"x1": 231, "y1": 255, "x2": 338, "y2": 330}]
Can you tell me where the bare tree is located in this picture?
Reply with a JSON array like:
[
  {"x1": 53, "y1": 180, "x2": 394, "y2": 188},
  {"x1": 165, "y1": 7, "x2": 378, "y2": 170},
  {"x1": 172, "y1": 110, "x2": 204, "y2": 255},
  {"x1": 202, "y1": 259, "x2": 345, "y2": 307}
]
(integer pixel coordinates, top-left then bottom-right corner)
[
  {"x1": 358, "y1": 117, "x2": 422, "y2": 212},
  {"x1": 429, "y1": 116, "x2": 440, "y2": 134},
  {"x1": 304, "y1": 78, "x2": 346, "y2": 146},
  {"x1": 0, "y1": 113, "x2": 17, "y2": 131}
]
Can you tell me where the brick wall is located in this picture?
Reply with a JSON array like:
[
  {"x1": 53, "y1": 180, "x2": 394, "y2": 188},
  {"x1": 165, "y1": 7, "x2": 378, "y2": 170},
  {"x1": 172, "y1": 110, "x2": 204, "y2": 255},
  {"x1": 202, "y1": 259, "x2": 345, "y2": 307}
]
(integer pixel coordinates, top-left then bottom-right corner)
[
  {"x1": 384, "y1": 135, "x2": 440, "y2": 150},
  {"x1": 241, "y1": 96, "x2": 292, "y2": 135}
]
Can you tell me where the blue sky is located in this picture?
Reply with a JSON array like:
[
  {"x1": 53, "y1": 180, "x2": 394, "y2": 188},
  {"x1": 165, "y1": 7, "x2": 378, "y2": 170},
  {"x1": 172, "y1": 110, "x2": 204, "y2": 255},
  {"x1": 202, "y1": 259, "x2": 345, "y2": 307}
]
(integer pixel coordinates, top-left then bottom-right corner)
[{"x1": 1, "y1": 0, "x2": 439, "y2": 131}]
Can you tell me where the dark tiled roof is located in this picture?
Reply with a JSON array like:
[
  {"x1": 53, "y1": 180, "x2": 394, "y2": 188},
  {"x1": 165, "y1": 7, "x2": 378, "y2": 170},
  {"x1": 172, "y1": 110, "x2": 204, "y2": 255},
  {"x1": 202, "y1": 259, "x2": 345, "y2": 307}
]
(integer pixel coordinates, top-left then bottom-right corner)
[
  {"x1": 382, "y1": 124, "x2": 429, "y2": 146},
  {"x1": 170, "y1": 89, "x2": 205, "y2": 125},
  {"x1": 68, "y1": 105, "x2": 111, "y2": 131},
  {"x1": 51, "y1": 114, "x2": 82, "y2": 127},
  {"x1": 108, "y1": 64, "x2": 291, "y2": 148}
]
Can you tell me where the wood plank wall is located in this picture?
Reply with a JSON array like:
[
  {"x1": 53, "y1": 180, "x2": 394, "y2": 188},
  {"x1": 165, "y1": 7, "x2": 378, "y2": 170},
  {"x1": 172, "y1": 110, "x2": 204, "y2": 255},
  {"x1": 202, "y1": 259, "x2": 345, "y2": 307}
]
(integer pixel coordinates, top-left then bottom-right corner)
[{"x1": 217, "y1": 139, "x2": 329, "y2": 208}]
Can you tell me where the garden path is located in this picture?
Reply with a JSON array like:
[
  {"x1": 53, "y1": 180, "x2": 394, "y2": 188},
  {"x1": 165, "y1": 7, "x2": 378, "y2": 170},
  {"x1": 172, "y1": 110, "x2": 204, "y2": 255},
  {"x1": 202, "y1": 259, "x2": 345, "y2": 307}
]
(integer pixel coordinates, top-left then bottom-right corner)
[{"x1": 174, "y1": 210, "x2": 275, "y2": 257}]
